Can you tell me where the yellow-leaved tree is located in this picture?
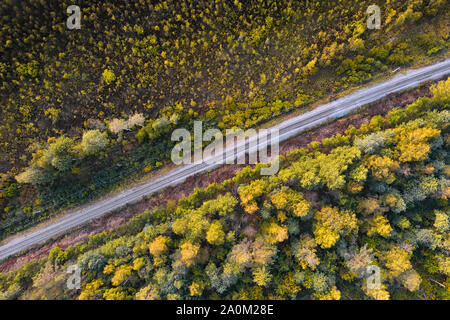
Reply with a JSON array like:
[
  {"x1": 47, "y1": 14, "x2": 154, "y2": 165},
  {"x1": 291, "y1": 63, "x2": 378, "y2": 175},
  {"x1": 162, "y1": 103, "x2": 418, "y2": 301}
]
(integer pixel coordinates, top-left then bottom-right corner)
[{"x1": 313, "y1": 207, "x2": 357, "y2": 248}]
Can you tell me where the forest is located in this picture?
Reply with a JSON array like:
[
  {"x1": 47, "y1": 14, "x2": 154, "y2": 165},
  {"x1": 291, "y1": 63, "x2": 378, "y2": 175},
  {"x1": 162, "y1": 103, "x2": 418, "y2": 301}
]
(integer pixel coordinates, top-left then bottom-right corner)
[
  {"x1": 0, "y1": 0, "x2": 449, "y2": 239},
  {"x1": 0, "y1": 79, "x2": 448, "y2": 300}
]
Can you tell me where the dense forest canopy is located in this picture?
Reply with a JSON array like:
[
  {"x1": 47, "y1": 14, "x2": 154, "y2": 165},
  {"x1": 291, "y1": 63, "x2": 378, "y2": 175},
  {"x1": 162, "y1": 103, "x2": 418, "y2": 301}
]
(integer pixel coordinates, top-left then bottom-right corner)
[
  {"x1": 0, "y1": 0, "x2": 449, "y2": 301},
  {"x1": 1, "y1": 79, "x2": 448, "y2": 300},
  {"x1": 0, "y1": 0, "x2": 448, "y2": 240}
]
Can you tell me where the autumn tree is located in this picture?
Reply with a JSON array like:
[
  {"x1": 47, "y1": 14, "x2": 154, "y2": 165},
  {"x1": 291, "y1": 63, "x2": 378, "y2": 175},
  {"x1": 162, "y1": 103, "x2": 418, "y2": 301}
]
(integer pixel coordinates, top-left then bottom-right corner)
[
  {"x1": 15, "y1": 167, "x2": 52, "y2": 185},
  {"x1": 111, "y1": 265, "x2": 133, "y2": 286},
  {"x1": 344, "y1": 244, "x2": 374, "y2": 277},
  {"x1": 367, "y1": 155, "x2": 400, "y2": 184},
  {"x1": 383, "y1": 246, "x2": 412, "y2": 278},
  {"x1": 270, "y1": 188, "x2": 311, "y2": 217},
  {"x1": 148, "y1": 236, "x2": 169, "y2": 257},
  {"x1": 251, "y1": 239, "x2": 277, "y2": 266},
  {"x1": 239, "y1": 179, "x2": 269, "y2": 214},
  {"x1": 399, "y1": 269, "x2": 421, "y2": 291},
  {"x1": 78, "y1": 279, "x2": 104, "y2": 300},
  {"x1": 172, "y1": 210, "x2": 210, "y2": 240},
  {"x1": 179, "y1": 241, "x2": 200, "y2": 267},
  {"x1": 206, "y1": 221, "x2": 225, "y2": 246},
  {"x1": 313, "y1": 207, "x2": 357, "y2": 248},
  {"x1": 252, "y1": 266, "x2": 272, "y2": 287},
  {"x1": 367, "y1": 215, "x2": 392, "y2": 237},
  {"x1": 199, "y1": 193, "x2": 238, "y2": 216},
  {"x1": 262, "y1": 221, "x2": 288, "y2": 245},
  {"x1": 80, "y1": 130, "x2": 108, "y2": 156},
  {"x1": 189, "y1": 280, "x2": 205, "y2": 296},
  {"x1": 294, "y1": 234, "x2": 320, "y2": 270},
  {"x1": 43, "y1": 136, "x2": 75, "y2": 171}
]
